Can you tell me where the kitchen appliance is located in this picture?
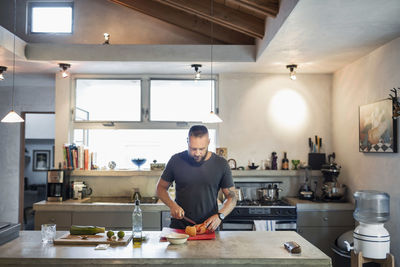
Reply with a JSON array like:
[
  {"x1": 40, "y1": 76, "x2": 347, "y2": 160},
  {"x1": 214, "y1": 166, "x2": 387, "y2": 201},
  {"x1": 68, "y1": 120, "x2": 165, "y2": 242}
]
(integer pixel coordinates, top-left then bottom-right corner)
[
  {"x1": 346, "y1": 190, "x2": 390, "y2": 259},
  {"x1": 320, "y1": 153, "x2": 346, "y2": 201},
  {"x1": 220, "y1": 182, "x2": 296, "y2": 231},
  {"x1": 298, "y1": 166, "x2": 315, "y2": 200},
  {"x1": 47, "y1": 170, "x2": 71, "y2": 202}
]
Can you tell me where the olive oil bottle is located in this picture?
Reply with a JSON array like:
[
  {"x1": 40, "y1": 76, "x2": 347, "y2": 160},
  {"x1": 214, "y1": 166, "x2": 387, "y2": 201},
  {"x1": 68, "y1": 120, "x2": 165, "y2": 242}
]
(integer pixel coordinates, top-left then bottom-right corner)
[{"x1": 132, "y1": 199, "x2": 142, "y2": 247}]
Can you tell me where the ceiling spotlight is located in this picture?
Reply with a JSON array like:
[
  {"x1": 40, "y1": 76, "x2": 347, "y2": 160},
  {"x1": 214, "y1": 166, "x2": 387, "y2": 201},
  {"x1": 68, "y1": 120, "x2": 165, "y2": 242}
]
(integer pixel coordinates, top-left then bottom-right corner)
[
  {"x1": 59, "y1": 63, "x2": 71, "y2": 78},
  {"x1": 0, "y1": 66, "x2": 7, "y2": 80},
  {"x1": 286, "y1": 64, "x2": 297, "y2": 80},
  {"x1": 103, "y1": 33, "x2": 110, "y2": 45},
  {"x1": 191, "y1": 64, "x2": 202, "y2": 80}
]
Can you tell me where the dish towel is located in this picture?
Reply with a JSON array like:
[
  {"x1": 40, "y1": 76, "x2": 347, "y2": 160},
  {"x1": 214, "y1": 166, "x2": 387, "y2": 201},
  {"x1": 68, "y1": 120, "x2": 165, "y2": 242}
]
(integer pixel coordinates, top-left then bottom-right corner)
[{"x1": 253, "y1": 220, "x2": 276, "y2": 231}]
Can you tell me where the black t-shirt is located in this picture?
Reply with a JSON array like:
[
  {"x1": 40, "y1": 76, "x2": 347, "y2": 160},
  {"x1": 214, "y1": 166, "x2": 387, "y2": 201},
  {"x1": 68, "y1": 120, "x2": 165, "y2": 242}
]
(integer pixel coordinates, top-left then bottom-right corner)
[{"x1": 161, "y1": 151, "x2": 234, "y2": 229}]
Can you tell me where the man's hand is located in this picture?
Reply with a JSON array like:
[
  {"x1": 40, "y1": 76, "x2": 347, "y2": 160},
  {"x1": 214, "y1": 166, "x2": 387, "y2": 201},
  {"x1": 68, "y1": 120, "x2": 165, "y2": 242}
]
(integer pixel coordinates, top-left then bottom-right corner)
[
  {"x1": 204, "y1": 214, "x2": 221, "y2": 232},
  {"x1": 170, "y1": 202, "x2": 185, "y2": 219}
]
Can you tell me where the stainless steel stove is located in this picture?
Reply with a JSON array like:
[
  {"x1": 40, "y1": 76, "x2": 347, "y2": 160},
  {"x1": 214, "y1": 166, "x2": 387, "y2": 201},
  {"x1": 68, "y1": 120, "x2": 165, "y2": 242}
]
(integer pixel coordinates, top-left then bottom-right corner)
[{"x1": 220, "y1": 198, "x2": 297, "y2": 231}]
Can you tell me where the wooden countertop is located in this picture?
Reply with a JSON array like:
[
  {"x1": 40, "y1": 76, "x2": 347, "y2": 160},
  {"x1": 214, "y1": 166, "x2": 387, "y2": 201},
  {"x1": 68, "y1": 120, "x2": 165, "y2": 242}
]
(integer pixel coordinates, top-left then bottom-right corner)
[{"x1": 0, "y1": 231, "x2": 331, "y2": 267}]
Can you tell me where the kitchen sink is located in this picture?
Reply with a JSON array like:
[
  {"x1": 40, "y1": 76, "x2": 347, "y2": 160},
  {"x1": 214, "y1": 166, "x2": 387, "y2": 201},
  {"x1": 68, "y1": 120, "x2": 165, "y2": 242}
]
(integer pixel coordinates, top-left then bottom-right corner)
[{"x1": 82, "y1": 196, "x2": 159, "y2": 204}]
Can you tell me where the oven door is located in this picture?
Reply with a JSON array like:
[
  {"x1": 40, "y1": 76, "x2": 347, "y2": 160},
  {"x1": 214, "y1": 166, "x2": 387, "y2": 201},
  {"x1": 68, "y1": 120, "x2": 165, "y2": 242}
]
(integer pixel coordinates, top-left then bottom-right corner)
[{"x1": 221, "y1": 219, "x2": 297, "y2": 231}]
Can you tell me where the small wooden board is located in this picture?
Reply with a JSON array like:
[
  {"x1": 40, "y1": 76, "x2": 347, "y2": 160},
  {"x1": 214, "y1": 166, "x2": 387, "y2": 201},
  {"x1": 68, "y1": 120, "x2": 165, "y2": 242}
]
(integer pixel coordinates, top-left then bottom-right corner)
[
  {"x1": 160, "y1": 227, "x2": 216, "y2": 241},
  {"x1": 54, "y1": 232, "x2": 132, "y2": 246}
]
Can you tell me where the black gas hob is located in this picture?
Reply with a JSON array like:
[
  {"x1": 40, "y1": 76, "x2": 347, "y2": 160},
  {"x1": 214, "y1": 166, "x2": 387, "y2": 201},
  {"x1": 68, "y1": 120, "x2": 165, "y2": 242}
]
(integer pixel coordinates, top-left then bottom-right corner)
[
  {"x1": 236, "y1": 199, "x2": 292, "y2": 207},
  {"x1": 227, "y1": 199, "x2": 297, "y2": 221}
]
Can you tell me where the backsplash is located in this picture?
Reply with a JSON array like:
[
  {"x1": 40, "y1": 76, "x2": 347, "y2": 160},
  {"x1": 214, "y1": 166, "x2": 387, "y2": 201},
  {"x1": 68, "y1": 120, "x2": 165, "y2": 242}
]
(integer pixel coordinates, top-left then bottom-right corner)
[{"x1": 70, "y1": 173, "x2": 324, "y2": 200}]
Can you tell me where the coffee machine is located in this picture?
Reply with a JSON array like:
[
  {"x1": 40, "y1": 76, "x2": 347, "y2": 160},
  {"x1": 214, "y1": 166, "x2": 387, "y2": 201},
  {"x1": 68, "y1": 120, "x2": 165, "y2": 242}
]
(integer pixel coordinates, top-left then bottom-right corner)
[
  {"x1": 320, "y1": 153, "x2": 346, "y2": 201},
  {"x1": 47, "y1": 170, "x2": 71, "y2": 202}
]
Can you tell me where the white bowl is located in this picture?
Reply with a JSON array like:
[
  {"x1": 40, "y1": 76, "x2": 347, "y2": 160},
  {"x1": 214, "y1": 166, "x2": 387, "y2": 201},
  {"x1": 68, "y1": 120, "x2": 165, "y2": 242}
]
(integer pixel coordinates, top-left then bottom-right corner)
[{"x1": 165, "y1": 233, "x2": 189, "y2": 245}]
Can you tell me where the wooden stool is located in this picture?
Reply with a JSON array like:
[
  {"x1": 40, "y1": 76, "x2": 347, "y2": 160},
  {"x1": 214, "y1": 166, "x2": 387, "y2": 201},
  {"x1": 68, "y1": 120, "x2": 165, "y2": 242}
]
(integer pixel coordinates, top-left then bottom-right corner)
[{"x1": 351, "y1": 251, "x2": 395, "y2": 267}]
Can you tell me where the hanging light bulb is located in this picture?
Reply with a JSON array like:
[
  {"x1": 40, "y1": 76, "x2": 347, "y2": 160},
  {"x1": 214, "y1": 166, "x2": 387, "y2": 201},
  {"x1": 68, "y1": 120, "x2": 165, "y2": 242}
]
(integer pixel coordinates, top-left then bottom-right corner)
[
  {"x1": 286, "y1": 64, "x2": 297, "y2": 80},
  {"x1": 0, "y1": 66, "x2": 7, "y2": 80},
  {"x1": 1, "y1": 0, "x2": 23, "y2": 123},
  {"x1": 191, "y1": 64, "x2": 202, "y2": 80},
  {"x1": 202, "y1": 0, "x2": 222, "y2": 124},
  {"x1": 59, "y1": 63, "x2": 71, "y2": 78},
  {"x1": 103, "y1": 33, "x2": 110, "y2": 45}
]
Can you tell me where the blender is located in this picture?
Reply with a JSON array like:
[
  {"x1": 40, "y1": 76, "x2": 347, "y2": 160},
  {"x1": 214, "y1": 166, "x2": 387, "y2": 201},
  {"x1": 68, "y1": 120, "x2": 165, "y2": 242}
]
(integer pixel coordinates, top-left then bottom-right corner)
[{"x1": 346, "y1": 190, "x2": 390, "y2": 259}]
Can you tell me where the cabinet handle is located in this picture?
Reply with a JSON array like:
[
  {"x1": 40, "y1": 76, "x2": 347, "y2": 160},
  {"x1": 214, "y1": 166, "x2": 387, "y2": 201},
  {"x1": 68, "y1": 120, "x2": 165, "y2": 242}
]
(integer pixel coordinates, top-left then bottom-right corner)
[
  {"x1": 50, "y1": 218, "x2": 56, "y2": 222},
  {"x1": 323, "y1": 217, "x2": 328, "y2": 221}
]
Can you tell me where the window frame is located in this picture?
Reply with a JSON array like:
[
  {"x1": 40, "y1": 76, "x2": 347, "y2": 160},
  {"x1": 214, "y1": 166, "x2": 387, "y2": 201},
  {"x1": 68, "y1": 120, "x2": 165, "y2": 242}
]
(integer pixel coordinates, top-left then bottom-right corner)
[
  {"x1": 28, "y1": 1, "x2": 74, "y2": 34},
  {"x1": 70, "y1": 74, "x2": 220, "y2": 146}
]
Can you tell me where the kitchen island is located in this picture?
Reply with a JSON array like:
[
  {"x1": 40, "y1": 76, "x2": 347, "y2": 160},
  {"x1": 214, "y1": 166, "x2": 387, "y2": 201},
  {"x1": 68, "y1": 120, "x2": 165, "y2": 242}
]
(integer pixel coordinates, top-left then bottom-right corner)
[{"x1": 0, "y1": 231, "x2": 331, "y2": 267}]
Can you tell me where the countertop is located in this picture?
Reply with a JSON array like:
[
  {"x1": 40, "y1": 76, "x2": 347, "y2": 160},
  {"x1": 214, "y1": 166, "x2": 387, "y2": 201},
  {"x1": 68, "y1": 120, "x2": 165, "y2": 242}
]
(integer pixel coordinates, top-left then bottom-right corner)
[
  {"x1": 285, "y1": 197, "x2": 354, "y2": 211},
  {"x1": 33, "y1": 199, "x2": 171, "y2": 212},
  {"x1": 34, "y1": 197, "x2": 354, "y2": 212},
  {"x1": 0, "y1": 231, "x2": 331, "y2": 267}
]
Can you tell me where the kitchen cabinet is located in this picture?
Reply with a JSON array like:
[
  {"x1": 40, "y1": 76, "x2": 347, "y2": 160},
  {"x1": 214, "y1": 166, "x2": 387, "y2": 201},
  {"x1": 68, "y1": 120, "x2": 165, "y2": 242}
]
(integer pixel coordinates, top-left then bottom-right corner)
[
  {"x1": 35, "y1": 211, "x2": 161, "y2": 231},
  {"x1": 34, "y1": 211, "x2": 72, "y2": 230},
  {"x1": 297, "y1": 210, "x2": 354, "y2": 266}
]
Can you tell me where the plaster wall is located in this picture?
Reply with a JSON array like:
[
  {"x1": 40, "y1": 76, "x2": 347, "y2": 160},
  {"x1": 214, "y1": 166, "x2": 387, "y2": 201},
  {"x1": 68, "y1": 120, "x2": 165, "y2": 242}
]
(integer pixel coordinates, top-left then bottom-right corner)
[
  {"x1": 0, "y1": 0, "x2": 213, "y2": 45},
  {"x1": 332, "y1": 36, "x2": 400, "y2": 262},
  {"x1": 0, "y1": 73, "x2": 54, "y2": 223},
  {"x1": 218, "y1": 73, "x2": 333, "y2": 167}
]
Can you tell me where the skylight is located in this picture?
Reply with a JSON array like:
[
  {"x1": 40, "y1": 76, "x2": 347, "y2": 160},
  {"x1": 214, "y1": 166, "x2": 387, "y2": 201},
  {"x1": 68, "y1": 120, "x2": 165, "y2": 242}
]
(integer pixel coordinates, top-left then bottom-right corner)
[{"x1": 29, "y1": 3, "x2": 73, "y2": 33}]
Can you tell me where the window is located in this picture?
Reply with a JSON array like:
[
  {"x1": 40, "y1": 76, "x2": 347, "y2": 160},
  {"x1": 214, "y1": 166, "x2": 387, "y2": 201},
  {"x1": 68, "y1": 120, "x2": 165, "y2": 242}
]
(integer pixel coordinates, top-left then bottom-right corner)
[
  {"x1": 150, "y1": 80, "x2": 214, "y2": 122},
  {"x1": 75, "y1": 79, "x2": 141, "y2": 121},
  {"x1": 72, "y1": 77, "x2": 219, "y2": 169},
  {"x1": 74, "y1": 129, "x2": 216, "y2": 169},
  {"x1": 28, "y1": 2, "x2": 73, "y2": 33}
]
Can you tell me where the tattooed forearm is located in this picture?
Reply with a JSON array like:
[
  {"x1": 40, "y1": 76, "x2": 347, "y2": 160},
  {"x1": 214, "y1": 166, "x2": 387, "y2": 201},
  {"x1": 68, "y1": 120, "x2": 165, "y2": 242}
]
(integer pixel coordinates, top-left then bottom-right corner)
[{"x1": 227, "y1": 188, "x2": 237, "y2": 201}]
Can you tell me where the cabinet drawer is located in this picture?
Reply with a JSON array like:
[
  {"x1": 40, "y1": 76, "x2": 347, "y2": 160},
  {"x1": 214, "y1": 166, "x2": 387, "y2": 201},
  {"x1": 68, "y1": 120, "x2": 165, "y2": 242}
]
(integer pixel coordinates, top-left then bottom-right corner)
[
  {"x1": 297, "y1": 210, "x2": 354, "y2": 227},
  {"x1": 34, "y1": 211, "x2": 72, "y2": 230}
]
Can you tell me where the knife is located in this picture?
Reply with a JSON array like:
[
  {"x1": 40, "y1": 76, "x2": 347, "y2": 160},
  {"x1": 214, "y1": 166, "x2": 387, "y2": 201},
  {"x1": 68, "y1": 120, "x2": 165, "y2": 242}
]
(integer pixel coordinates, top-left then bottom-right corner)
[{"x1": 183, "y1": 216, "x2": 197, "y2": 225}]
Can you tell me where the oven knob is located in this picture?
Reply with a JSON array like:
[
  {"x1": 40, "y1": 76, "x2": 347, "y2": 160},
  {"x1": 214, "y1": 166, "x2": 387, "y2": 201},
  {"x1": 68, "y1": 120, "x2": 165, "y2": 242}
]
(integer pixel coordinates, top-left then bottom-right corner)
[{"x1": 275, "y1": 210, "x2": 281, "y2": 215}]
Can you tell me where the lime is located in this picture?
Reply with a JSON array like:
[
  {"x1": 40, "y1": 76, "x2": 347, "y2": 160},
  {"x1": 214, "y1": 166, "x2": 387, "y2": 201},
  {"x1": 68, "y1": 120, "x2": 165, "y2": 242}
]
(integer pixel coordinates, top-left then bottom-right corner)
[
  {"x1": 107, "y1": 230, "x2": 114, "y2": 238},
  {"x1": 117, "y1": 231, "x2": 125, "y2": 239}
]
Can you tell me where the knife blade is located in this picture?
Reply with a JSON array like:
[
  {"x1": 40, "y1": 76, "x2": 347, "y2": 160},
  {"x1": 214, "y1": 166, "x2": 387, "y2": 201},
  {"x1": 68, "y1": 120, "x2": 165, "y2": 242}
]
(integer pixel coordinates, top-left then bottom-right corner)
[{"x1": 183, "y1": 216, "x2": 197, "y2": 225}]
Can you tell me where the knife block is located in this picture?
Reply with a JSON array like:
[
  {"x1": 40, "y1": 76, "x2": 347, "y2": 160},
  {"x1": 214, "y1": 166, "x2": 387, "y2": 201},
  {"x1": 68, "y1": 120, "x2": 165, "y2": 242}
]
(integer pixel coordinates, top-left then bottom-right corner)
[{"x1": 308, "y1": 153, "x2": 326, "y2": 170}]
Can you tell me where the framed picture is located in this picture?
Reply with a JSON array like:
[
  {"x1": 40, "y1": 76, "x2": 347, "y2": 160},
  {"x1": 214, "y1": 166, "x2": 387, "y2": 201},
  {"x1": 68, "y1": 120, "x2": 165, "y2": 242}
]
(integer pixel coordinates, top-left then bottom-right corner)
[
  {"x1": 33, "y1": 150, "x2": 50, "y2": 171},
  {"x1": 216, "y1": 147, "x2": 228, "y2": 159},
  {"x1": 359, "y1": 99, "x2": 397, "y2": 153}
]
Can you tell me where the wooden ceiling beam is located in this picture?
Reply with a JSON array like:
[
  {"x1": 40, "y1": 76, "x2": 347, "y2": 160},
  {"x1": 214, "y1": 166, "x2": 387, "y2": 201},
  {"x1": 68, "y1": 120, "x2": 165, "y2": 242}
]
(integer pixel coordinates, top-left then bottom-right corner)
[
  {"x1": 236, "y1": 0, "x2": 279, "y2": 17},
  {"x1": 110, "y1": 0, "x2": 254, "y2": 44},
  {"x1": 154, "y1": 0, "x2": 265, "y2": 39}
]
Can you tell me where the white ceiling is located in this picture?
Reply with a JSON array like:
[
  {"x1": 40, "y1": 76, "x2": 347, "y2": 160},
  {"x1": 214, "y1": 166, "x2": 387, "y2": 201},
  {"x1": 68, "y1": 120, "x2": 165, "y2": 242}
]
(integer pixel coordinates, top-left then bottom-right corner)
[{"x1": 2, "y1": 0, "x2": 400, "y2": 75}]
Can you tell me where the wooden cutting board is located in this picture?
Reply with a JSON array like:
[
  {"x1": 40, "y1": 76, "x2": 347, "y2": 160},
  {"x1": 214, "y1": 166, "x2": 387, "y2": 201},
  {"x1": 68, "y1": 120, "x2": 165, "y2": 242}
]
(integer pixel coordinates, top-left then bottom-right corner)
[
  {"x1": 54, "y1": 232, "x2": 132, "y2": 246},
  {"x1": 160, "y1": 227, "x2": 216, "y2": 241}
]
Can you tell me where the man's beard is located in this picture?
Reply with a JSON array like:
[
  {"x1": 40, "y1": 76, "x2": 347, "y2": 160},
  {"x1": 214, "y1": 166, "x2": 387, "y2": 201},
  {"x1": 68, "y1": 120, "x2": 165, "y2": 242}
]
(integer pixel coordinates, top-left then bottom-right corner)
[{"x1": 188, "y1": 149, "x2": 208, "y2": 165}]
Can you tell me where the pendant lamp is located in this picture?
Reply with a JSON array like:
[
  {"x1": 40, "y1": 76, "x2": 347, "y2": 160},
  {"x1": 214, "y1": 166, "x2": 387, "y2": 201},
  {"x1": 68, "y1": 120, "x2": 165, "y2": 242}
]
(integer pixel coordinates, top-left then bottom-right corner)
[
  {"x1": 202, "y1": 0, "x2": 222, "y2": 124},
  {"x1": 1, "y1": 0, "x2": 24, "y2": 123}
]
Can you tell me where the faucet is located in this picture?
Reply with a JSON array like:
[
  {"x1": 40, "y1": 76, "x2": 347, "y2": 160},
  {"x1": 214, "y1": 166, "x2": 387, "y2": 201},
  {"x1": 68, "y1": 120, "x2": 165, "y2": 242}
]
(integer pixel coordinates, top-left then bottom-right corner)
[{"x1": 131, "y1": 188, "x2": 141, "y2": 202}]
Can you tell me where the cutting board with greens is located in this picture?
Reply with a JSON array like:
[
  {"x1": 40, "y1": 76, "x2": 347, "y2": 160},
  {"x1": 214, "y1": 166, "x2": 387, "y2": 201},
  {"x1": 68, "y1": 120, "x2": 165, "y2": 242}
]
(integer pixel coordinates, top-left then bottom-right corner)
[
  {"x1": 54, "y1": 232, "x2": 132, "y2": 246},
  {"x1": 54, "y1": 226, "x2": 132, "y2": 246}
]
